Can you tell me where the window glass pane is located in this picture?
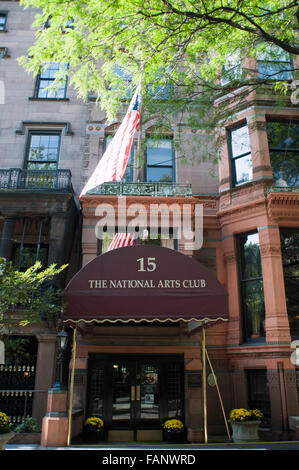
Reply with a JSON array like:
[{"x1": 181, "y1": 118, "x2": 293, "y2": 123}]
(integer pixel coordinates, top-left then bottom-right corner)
[
  {"x1": 247, "y1": 370, "x2": 271, "y2": 426},
  {"x1": 231, "y1": 125, "x2": 250, "y2": 157},
  {"x1": 239, "y1": 232, "x2": 265, "y2": 341},
  {"x1": 280, "y1": 229, "x2": 299, "y2": 339},
  {"x1": 14, "y1": 245, "x2": 48, "y2": 271},
  {"x1": 37, "y1": 62, "x2": 67, "y2": 98},
  {"x1": 221, "y1": 51, "x2": 242, "y2": 85},
  {"x1": 27, "y1": 134, "x2": 60, "y2": 169},
  {"x1": 256, "y1": 43, "x2": 290, "y2": 62},
  {"x1": 258, "y1": 62, "x2": 293, "y2": 81},
  {"x1": 147, "y1": 139, "x2": 172, "y2": 166},
  {"x1": 241, "y1": 233, "x2": 262, "y2": 279},
  {"x1": 0, "y1": 14, "x2": 7, "y2": 29},
  {"x1": 267, "y1": 121, "x2": 299, "y2": 187},
  {"x1": 244, "y1": 279, "x2": 265, "y2": 338},
  {"x1": 270, "y1": 151, "x2": 299, "y2": 186},
  {"x1": 146, "y1": 167, "x2": 173, "y2": 182},
  {"x1": 234, "y1": 154, "x2": 252, "y2": 184},
  {"x1": 267, "y1": 121, "x2": 299, "y2": 149},
  {"x1": 27, "y1": 162, "x2": 57, "y2": 170}
]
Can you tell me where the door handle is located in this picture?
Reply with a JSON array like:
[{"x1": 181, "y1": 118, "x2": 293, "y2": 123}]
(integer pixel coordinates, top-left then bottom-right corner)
[
  {"x1": 136, "y1": 385, "x2": 140, "y2": 401},
  {"x1": 131, "y1": 385, "x2": 135, "y2": 401}
]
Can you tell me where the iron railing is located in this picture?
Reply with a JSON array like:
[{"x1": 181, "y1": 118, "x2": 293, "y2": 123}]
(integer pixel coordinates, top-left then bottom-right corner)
[
  {"x1": 266, "y1": 185, "x2": 299, "y2": 195},
  {"x1": 0, "y1": 169, "x2": 73, "y2": 192},
  {"x1": 86, "y1": 181, "x2": 193, "y2": 197}
]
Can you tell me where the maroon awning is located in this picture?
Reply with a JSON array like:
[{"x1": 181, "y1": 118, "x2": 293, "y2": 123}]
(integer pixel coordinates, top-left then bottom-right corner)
[{"x1": 62, "y1": 245, "x2": 228, "y2": 325}]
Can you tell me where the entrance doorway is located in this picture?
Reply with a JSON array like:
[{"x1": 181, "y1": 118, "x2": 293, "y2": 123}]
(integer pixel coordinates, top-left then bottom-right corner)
[{"x1": 87, "y1": 354, "x2": 184, "y2": 441}]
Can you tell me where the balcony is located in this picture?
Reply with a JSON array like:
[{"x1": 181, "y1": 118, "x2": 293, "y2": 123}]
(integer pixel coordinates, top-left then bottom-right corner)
[
  {"x1": 0, "y1": 169, "x2": 73, "y2": 193},
  {"x1": 86, "y1": 181, "x2": 193, "y2": 197}
]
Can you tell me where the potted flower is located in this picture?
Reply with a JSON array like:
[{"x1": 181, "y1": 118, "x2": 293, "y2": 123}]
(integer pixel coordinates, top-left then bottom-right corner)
[
  {"x1": 0, "y1": 412, "x2": 14, "y2": 450},
  {"x1": 82, "y1": 416, "x2": 105, "y2": 443},
  {"x1": 162, "y1": 418, "x2": 186, "y2": 444},
  {"x1": 229, "y1": 408, "x2": 263, "y2": 442}
]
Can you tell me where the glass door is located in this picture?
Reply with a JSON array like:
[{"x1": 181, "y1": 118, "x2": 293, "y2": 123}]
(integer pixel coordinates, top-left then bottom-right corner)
[
  {"x1": 111, "y1": 359, "x2": 135, "y2": 428},
  {"x1": 87, "y1": 354, "x2": 184, "y2": 440},
  {"x1": 137, "y1": 361, "x2": 160, "y2": 427}
]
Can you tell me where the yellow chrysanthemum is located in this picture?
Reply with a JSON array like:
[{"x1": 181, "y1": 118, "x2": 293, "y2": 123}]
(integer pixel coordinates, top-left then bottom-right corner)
[{"x1": 163, "y1": 419, "x2": 184, "y2": 430}]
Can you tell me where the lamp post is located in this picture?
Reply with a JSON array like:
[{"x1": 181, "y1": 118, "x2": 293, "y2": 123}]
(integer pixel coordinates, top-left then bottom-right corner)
[{"x1": 52, "y1": 327, "x2": 69, "y2": 391}]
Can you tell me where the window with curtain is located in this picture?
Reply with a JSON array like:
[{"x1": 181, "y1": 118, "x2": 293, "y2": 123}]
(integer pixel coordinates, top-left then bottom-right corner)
[
  {"x1": 266, "y1": 119, "x2": 299, "y2": 187},
  {"x1": 229, "y1": 124, "x2": 252, "y2": 186},
  {"x1": 238, "y1": 232, "x2": 265, "y2": 342}
]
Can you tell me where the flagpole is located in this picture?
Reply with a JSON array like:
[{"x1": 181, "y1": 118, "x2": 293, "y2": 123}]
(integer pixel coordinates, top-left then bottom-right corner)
[
  {"x1": 135, "y1": 67, "x2": 144, "y2": 182},
  {"x1": 205, "y1": 348, "x2": 231, "y2": 441}
]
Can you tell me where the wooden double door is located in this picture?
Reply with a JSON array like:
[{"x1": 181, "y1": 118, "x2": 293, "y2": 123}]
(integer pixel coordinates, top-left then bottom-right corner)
[{"x1": 87, "y1": 354, "x2": 184, "y2": 441}]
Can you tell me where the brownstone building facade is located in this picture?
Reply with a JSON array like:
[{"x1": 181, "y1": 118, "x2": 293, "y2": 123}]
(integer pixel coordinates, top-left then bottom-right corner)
[{"x1": 0, "y1": 1, "x2": 298, "y2": 446}]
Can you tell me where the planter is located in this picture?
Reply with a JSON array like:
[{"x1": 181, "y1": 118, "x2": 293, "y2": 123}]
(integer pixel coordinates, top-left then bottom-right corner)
[
  {"x1": 187, "y1": 428, "x2": 204, "y2": 443},
  {"x1": 82, "y1": 427, "x2": 105, "y2": 444},
  {"x1": 0, "y1": 431, "x2": 15, "y2": 450},
  {"x1": 164, "y1": 428, "x2": 186, "y2": 444},
  {"x1": 230, "y1": 420, "x2": 261, "y2": 443}
]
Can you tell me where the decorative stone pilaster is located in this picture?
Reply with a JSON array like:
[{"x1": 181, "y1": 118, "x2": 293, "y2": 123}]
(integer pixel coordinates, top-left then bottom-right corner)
[
  {"x1": 258, "y1": 227, "x2": 291, "y2": 344},
  {"x1": 40, "y1": 389, "x2": 68, "y2": 447},
  {"x1": 223, "y1": 244, "x2": 242, "y2": 345}
]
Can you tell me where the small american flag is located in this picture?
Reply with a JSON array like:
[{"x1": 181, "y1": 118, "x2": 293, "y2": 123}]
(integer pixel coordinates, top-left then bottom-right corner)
[
  {"x1": 106, "y1": 232, "x2": 137, "y2": 251},
  {"x1": 80, "y1": 86, "x2": 141, "y2": 198}
]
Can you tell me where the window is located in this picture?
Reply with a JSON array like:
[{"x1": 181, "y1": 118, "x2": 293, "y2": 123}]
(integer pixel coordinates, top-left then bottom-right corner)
[
  {"x1": 229, "y1": 124, "x2": 252, "y2": 185},
  {"x1": 280, "y1": 228, "x2": 299, "y2": 340},
  {"x1": 238, "y1": 232, "x2": 265, "y2": 342},
  {"x1": 146, "y1": 138, "x2": 175, "y2": 183},
  {"x1": 0, "y1": 12, "x2": 7, "y2": 31},
  {"x1": 221, "y1": 51, "x2": 242, "y2": 86},
  {"x1": 105, "y1": 135, "x2": 133, "y2": 182},
  {"x1": 25, "y1": 132, "x2": 61, "y2": 170},
  {"x1": 35, "y1": 62, "x2": 68, "y2": 99},
  {"x1": 266, "y1": 119, "x2": 299, "y2": 187},
  {"x1": 256, "y1": 44, "x2": 294, "y2": 81},
  {"x1": 247, "y1": 370, "x2": 271, "y2": 426},
  {"x1": 13, "y1": 244, "x2": 48, "y2": 271}
]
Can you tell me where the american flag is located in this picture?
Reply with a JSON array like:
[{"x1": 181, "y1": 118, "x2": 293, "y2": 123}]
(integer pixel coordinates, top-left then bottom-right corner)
[
  {"x1": 80, "y1": 86, "x2": 142, "y2": 198},
  {"x1": 106, "y1": 232, "x2": 137, "y2": 251}
]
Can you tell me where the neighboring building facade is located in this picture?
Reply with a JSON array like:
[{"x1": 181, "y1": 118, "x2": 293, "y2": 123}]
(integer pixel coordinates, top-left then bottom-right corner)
[{"x1": 0, "y1": 1, "x2": 298, "y2": 444}]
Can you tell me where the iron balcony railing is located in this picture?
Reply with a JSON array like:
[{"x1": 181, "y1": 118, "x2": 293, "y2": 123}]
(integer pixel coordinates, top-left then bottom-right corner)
[
  {"x1": 0, "y1": 169, "x2": 73, "y2": 193},
  {"x1": 86, "y1": 181, "x2": 193, "y2": 197},
  {"x1": 266, "y1": 185, "x2": 299, "y2": 195}
]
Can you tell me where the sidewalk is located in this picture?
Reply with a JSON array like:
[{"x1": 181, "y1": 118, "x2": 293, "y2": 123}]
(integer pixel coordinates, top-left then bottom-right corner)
[{"x1": 5, "y1": 440, "x2": 299, "y2": 450}]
